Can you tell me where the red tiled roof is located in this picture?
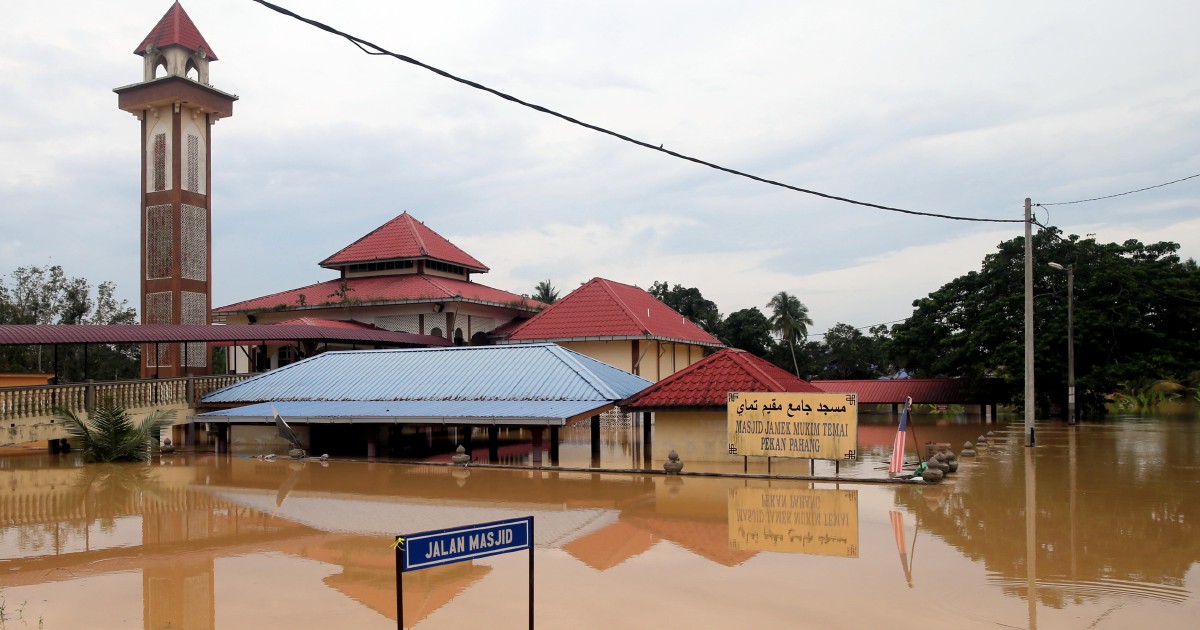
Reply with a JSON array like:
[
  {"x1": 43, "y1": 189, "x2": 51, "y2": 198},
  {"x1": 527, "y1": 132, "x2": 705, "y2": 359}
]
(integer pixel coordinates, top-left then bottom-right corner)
[
  {"x1": 812, "y1": 378, "x2": 976, "y2": 404},
  {"x1": 622, "y1": 348, "x2": 821, "y2": 409},
  {"x1": 320, "y1": 212, "x2": 488, "y2": 272},
  {"x1": 134, "y1": 2, "x2": 218, "y2": 60},
  {"x1": 214, "y1": 274, "x2": 540, "y2": 313},
  {"x1": 506, "y1": 278, "x2": 723, "y2": 346}
]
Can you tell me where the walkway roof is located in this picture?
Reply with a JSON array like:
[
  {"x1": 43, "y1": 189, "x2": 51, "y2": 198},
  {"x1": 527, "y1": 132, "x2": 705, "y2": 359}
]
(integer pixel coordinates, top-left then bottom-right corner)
[
  {"x1": 0, "y1": 324, "x2": 445, "y2": 347},
  {"x1": 811, "y1": 378, "x2": 999, "y2": 405},
  {"x1": 198, "y1": 343, "x2": 652, "y2": 425}
]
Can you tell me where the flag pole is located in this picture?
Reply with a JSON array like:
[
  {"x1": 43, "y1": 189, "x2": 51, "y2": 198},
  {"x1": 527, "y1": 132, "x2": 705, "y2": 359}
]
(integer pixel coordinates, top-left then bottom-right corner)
[{"x1": 905, "y1": 397, "x2": 922, "y2": 462}]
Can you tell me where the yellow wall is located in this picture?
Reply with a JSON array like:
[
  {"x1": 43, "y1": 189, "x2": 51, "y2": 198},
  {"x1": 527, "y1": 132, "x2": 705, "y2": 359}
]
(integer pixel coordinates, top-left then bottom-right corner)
[
  {"x1": 651, "y1": 410, "x2": 729, "y2": 461},
  {"x1": 561, "y1": 340, "x2": 709, "y2": 382},
  {"x1": 562, "y1": 341, "x2": 634, "y2": 372}
]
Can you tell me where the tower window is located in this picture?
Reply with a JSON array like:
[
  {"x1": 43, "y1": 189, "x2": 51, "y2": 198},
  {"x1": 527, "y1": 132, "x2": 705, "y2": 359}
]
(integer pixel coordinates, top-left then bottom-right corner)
[
  {"x1": 186, "y1": 134, "x2": 200, "y2": 192},
  {"x1": 152, "y1": 133, "x2": 167, "y2": 191}
]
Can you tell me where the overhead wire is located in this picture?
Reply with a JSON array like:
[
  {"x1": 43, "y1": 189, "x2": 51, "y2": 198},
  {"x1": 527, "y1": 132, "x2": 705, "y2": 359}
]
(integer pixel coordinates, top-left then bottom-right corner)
[
  {"x1": 1035, "y1": 172, "x2": 1200, "y2": 207},
  {"x1": 251, "y1": 0, "x2": 1022, "y2": 224}
]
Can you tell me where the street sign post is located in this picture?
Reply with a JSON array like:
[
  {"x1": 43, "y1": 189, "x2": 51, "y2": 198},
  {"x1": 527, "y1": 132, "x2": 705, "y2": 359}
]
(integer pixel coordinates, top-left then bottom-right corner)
[{"x1": 395, "y1": 516, "x2": 534, "y2": 629}]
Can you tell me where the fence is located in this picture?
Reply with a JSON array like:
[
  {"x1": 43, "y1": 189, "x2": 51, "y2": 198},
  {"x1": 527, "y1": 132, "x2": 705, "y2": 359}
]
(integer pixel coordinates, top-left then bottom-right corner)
[{"x1": 0, "y1": 375, "x2": 248, "y2": 423}]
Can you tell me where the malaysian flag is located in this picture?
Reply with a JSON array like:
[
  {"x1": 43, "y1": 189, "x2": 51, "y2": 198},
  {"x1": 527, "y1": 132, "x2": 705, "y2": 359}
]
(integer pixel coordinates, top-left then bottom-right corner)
[{"x1": 888, "y1": 396, "x2": 913, "y2": 474}]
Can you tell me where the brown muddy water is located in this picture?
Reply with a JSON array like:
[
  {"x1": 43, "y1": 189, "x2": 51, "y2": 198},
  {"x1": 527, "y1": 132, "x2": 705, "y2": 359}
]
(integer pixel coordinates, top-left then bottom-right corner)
[{"x1": 1, "y1": 408, "x2": 1197, "y2": 629}]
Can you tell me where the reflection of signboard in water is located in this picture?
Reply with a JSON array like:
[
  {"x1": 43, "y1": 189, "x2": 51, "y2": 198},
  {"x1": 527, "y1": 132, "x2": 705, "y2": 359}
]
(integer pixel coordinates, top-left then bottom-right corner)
[
  {"x1": 727, "y1": 392, "x2": 858, "y2": 461},
  {"x1": 728, "y1": 486, "x2": 859, "y2": 558}
]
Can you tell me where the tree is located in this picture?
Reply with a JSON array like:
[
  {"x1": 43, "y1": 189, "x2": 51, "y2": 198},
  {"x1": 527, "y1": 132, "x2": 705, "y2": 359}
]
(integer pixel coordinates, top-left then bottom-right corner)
[
  {"x1": 719, "y1": 307, "x2": 776, "y2": 357},
  {"x1": 810, "y1": 322, "x2": 889, "y2": 379},
  {"x1": 0, "y1": 265, "x2": 139, "y2": 380},
  {"x1": 888, "y1": 227, "x2": 1200, "y2": 415},
  {"x1": 56, "y1": 400, "x2": 175, "y2": 463},
  {"x1": 649, "y1": 281, "x2": 722, "y2": 335},
  {"x1": 531, "y1": 279, "x2": 560, "y2": 305},
  {"x1": 766, "y1": 291, "x2": 813, "y2": 376}
]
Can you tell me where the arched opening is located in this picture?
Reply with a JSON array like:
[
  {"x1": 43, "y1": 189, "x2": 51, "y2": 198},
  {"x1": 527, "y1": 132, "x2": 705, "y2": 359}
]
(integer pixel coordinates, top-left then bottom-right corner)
[
  {"x1": 185, "y1": 59, "x2": 199, "y2": 81},
  {"x1": 470, "y1": 331, "x2": 490, "y2": 346},
  {"x1": 152, "y1": 55, "x2": 167, "y2": 79},
  {"x1": 454, "y1": 329, "x2": 465, "y2": 346},
  {"x1": 429, "y1": 327, "x2": 443, "y2": 339}
]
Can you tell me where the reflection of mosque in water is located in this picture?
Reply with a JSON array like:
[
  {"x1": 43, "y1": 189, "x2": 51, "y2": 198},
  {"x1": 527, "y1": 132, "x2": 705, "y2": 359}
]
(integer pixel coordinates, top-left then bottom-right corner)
[{"x1": 1, "y1": 457, "x2": 846, "y2": 627}]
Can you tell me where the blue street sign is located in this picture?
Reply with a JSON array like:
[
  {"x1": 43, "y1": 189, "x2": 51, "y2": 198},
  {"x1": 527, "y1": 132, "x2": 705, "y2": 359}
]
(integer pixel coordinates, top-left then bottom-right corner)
[{"x1": 399, "y1": 517, "x2": 533, "y2": 572}]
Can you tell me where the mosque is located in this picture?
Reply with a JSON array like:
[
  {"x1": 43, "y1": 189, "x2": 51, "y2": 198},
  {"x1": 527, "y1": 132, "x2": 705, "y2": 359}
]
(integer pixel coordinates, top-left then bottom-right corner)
[{"x1": 118, "y1": 2, "x2": 722, "y2": 384}]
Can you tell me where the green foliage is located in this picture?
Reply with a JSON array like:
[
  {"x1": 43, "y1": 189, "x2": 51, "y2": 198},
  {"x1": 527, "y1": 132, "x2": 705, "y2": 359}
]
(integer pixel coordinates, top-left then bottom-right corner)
[
  {"x1": 55, "y1": 400, "x2": 175, "y2": 463},
  {"x1": 888, "y1": 227, "x2": 1200, "y2": 414},
  {"x1": 531, "y1": 279, "x2": 560, "y2": 305},
  {"x1": 766, "y1": 291, "x2": 813, "y2": 376},
  {"x1": 807, "y1": 322, "x2": 890, "y2": 379},
  {"x1": 718, "y1": 307, "x2": 776, "y2": 357},
  {"x1": 649, "y1": 281, "x2": 722, "y2": 335},
  {"x1": 0, "y1": 265, "x2": 138, "y2": 381}
]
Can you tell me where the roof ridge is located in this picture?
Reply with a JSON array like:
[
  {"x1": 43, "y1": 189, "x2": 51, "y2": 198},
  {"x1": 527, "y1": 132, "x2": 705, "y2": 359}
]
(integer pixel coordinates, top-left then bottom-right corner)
[
  {"x1": 405, "y1": 213, "x2": 430, "y2": 257},
  {"x1": 596, "y1": 278, "x2": 649, "y2": 335},
  {"x1": 731, "y1": 350, "x2": 789, "y2": 390},
  {"x1": 544, "y1": 344, "x2": 623, "y2": 400},
  {"x1": 216, "y1": 278, "x2": 335, "y2": 311}
]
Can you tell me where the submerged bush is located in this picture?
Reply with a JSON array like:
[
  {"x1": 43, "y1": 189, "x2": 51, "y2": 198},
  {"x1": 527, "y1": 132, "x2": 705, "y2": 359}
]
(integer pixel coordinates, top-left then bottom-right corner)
[{"x1": 56, "y1": 400, "x2": 175, "y2": 463}]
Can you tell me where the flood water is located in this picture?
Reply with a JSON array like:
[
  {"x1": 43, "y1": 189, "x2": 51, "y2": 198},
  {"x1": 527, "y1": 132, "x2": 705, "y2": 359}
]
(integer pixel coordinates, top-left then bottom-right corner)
[{"x1": 1, "y1": 408, "x2": 1197, "y2": 629}]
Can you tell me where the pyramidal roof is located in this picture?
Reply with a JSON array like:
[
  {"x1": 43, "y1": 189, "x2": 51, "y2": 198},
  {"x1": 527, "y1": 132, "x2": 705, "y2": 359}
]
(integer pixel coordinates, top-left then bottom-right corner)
[
  {"x1": 506, "y1": 277, "x2": 723, "y2": 346},
  {"x1": 135, "y1": 2, "x2": 218, "y2": 60},
  {"x1": 621, "y1": 348, "x2": 822, "y2": 409},
  {"x1": 320, "y1": 212, "x2": 488, "y2": 272}
]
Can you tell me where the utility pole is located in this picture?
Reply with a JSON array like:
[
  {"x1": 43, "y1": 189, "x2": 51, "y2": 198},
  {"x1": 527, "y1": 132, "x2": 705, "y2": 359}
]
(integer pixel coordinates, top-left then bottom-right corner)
[
  {"x1": 1050, "y1": 262, "x2": 1076, "y2": 425},
  {"x1": 1024, "y1": 198, "x2": 1035, "y2": 447}
]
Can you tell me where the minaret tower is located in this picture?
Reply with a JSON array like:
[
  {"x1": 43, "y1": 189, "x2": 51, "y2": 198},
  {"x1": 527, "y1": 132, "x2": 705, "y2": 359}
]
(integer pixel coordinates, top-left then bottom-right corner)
[{"x1": 115, "y1": 2, "x2": 236, "y2": 378}]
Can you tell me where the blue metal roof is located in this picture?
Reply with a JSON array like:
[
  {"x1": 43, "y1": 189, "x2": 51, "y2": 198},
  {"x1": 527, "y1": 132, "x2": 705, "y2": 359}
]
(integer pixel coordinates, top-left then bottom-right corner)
[
  {"x1": 202, "y1": 343, "x2": 651, "y2": 404},
  {"x1": 197, "y1": 400, "x2": 615, "y2": 426}
]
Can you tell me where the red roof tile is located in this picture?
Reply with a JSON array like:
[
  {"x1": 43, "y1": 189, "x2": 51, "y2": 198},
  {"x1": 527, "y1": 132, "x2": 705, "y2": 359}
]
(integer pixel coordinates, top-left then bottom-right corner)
[
  {"x1": 134, "y1": 2, "x2": 218, "y2": 60},
  {"x1": 214, "y1": 274, "x2": 540, "y2": 313},
  {"x1": 622, "y1": 348, "x2": 821, "y2": 409},
  {"x1": 811, "y1": 378, "x2": 978, "y2": 404},
  {"x1": 506, "y1": 278, "x2": 723, "y2": 346},
  {"x1": 320, "y1": 212, "x2": 488, "y2": 272}
]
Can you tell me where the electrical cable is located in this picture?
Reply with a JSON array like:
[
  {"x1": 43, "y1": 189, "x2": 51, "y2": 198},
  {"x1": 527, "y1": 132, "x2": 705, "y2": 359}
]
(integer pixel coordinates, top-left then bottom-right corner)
[
  {"x1": 251, "y1": 0, "x2": 1023, "y2": 224},
  {"x1": 1035, "y1": 172, "x2": 1200, "y2": 207}
]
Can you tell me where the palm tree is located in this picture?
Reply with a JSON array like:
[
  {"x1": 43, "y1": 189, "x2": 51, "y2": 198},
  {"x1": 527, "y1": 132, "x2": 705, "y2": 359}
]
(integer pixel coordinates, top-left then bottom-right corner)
[
  {"x1": 767, "y1": 291, "x2": 813, "y2": 376},
  {"x1": 531, "y1": 279, "x2": 560, "y2": 305},
  {"x1": 56, "y1": 400, "x2": 176, "y2": 463}
]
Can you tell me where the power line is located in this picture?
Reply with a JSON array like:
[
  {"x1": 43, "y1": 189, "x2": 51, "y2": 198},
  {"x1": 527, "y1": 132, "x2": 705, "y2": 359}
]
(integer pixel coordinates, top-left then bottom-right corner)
[
  {"x1": 1035, "y1": 172, "x2": 1200, "y2": 207},
  {"x1": 251, "y1": 0, "x2": 1023, "y2": 225},
  {"x1": 807, "y1": 318, "x2": 907, "y2": 340}
]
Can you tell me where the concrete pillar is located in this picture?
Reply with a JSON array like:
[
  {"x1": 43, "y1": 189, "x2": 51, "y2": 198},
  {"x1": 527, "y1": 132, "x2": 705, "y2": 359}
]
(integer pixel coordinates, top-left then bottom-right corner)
[
  {"x1": 216, "y1": 425, "x2": 229, "y2": 454},
  {"x1": 549, "y1": 426, "x2": 560, "y2": 465},
  {"x1": 488, "y1": 426, "x2": 499, "y2": 463},
  {"x1": 590, "y1": 414, "x2": 601, "y2": 458},
  {"x1": 531, "y1": 428, "x2": 543, "y2": 465},
  {"x1": 642, "y1": 412, "x2": 652, "y2": 469}
]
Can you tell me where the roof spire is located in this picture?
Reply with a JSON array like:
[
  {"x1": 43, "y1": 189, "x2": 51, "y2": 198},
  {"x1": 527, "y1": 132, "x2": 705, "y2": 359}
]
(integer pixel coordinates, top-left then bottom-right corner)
[{"x1": 135, "y1": 1, "x2": 218, "y2": 60}]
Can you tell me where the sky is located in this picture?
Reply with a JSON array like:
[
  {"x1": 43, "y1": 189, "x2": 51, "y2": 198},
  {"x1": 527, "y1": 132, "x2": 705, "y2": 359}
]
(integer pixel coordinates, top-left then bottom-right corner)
[{"x1": 2, "y1": 0, "x2": 1198, "y2": 336}]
